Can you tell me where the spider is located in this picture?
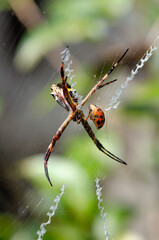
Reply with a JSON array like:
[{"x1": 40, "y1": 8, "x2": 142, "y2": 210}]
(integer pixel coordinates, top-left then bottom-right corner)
[{"x1": 44, "y1": 47, "x2": 129, "y2": 186}]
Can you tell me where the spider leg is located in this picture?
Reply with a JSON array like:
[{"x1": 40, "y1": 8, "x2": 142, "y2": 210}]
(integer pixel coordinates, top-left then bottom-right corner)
[
  {"x1": 97, "y1": 79, "x2": 117, "y2": 89},
  {"x1": 81, "y1": 117, "x2": 127, "y2": 165},
  {"x1": 60, "y1": 62, "x2": 66, "y2": 83},
  {"x1": 100, "y1": 48, "x2": 129, "y2": 82},
  {"x1": 44, "y1": 114, "x2": 72, "y2": 186},
  {"x1": 81, "y1": 49, "x2": 129, "y2": 107},
  {"x1": 60, "y1": 60, "x2": 77, "y2": 111}
]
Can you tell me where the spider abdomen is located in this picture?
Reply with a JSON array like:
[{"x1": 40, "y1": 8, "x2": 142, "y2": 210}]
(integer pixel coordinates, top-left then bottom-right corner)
[{"x1": 89, "y1": 104, "x2": 105, "y2": 130}]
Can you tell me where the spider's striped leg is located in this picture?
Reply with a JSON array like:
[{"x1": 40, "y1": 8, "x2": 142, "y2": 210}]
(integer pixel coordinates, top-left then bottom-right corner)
[
  {"x1": 97, "y1": 79, "x2": 117, "y2": 89},
  {"x1": 44, "y1": 138, "x2": 57, "y2": 186},
  {"x1": 60, "y1": 62, "x2": 66, "y2": 83},
  {"x1": 60, "y1": 61, "x2": 77, "y2": 111},
  {"x1": 81, "y1": 49, "x2": 129, "y2": 107},
  {"x1": 103, "y1": 48, "x2": 129, "y2": 79},
  {"x1": 81, "y1": 117, "x2": 127, "y2": 165},
  {"x1": 44, "y1": 114, "x2": 72, "y2": 186}
]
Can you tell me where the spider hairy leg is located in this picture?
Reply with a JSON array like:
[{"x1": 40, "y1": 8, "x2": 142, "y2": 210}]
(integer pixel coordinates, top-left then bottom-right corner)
[
  {"x1": 60, "y1": 63, "x2": 65, "y2": 82},
  {"x1": 96, "y1": 48, "x2": 129, "y2": 89},
  {"x1": 105, "y1": 48, "x2": 129, "y2": 77},
  {"x1": 97, "y1": 79, "x2": 117, "y2": 89},
  {"x1": 81, "y1": 49, "x2": 129, "y2": 107},
  {"x1": 117, "y1": 48, "x2": 129, "y2": 64},
  {"x1": 44, "y1": 140, "x2": 57, "y2": 186},
  {"x1": 85, "y1": 111, "x2": 91, "y2": 121},
  {"x1": 81, "y1": 117, "x2": 127, "y2": 165},
  {"x1": 60, "y1": 60, "x2": 77, "y2": 111},
  {"x1": 44, "y1": 115, "x2": 72, "y2": 186}
]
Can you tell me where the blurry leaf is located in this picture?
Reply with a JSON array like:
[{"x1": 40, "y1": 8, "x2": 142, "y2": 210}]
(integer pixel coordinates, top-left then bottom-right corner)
[
  {"x1": 10, "y1": 230, "x2": 34, "y2": 240},
  {"x1": 124, "y1": 104, "x2": 159, "y2": 119},
  {"x1": 27, "y1": 81, "x2": 56, "y2": 116},
  {"x1": 108, "y1": 204, "x2": 134, "y2": 236},
  {"x1": 117, "y1": 231, "x2": 145, "y2": 240},
  {"x1": 14, "y1": 19, "x2": 106, "y2": 72},
  {"x1": 14, "y1": 24, "x2": 60, "y2": 72},
  {"x1": 48, "y1": 224, "x2": 84, "y2": 240},
  {"x1": 0, "y1": 214, "x2": 19, "y2": 240},
  {"x1": 0, "y1": 0, "x2": 10, "y2": 10},
  {"x1": 14, "y1": 0, "x2": 132, "y2": 71},
  {"x1": 47, "y1": 0, "x2": 132, "y2": 21},
  {"x1": 123, "y1": 78, "x2": 159, "y2": 118},
  {"x1": 64, "y1": 129, "x2": 124, "y2": 178},
  {"x1": 19, "y1": 154, "x2": 95, "y2": 217},
  {"x1": 130, "y1": 79, "x2": 159, "y2": 104}
]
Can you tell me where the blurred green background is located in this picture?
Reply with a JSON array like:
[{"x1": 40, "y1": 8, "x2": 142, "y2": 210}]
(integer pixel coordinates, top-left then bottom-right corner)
[{"x1": 0, "y1": 0, "x2": 159, "y2": 240}]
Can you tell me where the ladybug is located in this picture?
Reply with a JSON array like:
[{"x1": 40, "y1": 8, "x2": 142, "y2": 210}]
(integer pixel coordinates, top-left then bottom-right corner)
[{"x1": 88, "y1": 104, "x2": 105, "y2": 130}]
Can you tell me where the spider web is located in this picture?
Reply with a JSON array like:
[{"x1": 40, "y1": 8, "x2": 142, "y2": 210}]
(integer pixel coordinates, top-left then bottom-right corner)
[
  {"x1": 37, "y1": 37, "x2": 159, "y2": 240},
  {"x1": 60, "y1": 46, "x2": 83, "y2": 103},
  {"x1": 106, "y1": 35, "x2": 159, "y2": 111}
]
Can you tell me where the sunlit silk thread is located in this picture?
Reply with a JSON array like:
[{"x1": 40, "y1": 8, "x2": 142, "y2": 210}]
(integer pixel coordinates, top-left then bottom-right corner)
[
  {"x1": 60, "y1": 47, "x2": 83, "y2": 102},
  {"x1": 106, "y1": 35, "x2": 159, "y2": 111},
  {"x1": 37, "y1": 185, "x2": 65, "y2": 240},
  {"x1": 95, "y1": 178, "x2": 110, "y2": 240}
]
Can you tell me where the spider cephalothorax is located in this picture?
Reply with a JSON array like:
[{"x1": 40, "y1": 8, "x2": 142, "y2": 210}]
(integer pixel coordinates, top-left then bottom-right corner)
[{"x1": 44, "y1": 47, "x2": 129, "y2": 186}]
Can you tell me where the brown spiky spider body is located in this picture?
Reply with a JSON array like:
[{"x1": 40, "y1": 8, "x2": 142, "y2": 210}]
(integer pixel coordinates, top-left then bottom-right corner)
[{"x1": 44, "y1": 48, "x2": 129, "y2": 186}]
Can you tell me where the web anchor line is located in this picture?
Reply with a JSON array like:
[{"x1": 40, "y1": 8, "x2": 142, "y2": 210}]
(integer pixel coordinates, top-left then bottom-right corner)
[
  {"x1": 106, "y1": 35, "x2": 159, "y2": 111},
  {"x1": 37, "y1": 185, "x2": 65, "y2": 240},
  {"x1": 95, "y1": 178, "x2": 110, "y2": 240}
]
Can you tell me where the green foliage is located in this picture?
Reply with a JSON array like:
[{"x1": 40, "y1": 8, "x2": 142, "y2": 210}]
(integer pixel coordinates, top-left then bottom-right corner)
[
  {"x1": 13, "y1": 0, "x2": 131, "y2": 72},
  {"x1": 0, "y1": 0, "x2": 10, "y2": 10},
  {"x1": 123, "y1": 78, "x2": 159, "y2": 119},
  {"x1": 16, "y1": 146, "x2": 131, "y2": 240},
  {"x1": 64, "y1": 131, "x2": 124, "y2": 177}
]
